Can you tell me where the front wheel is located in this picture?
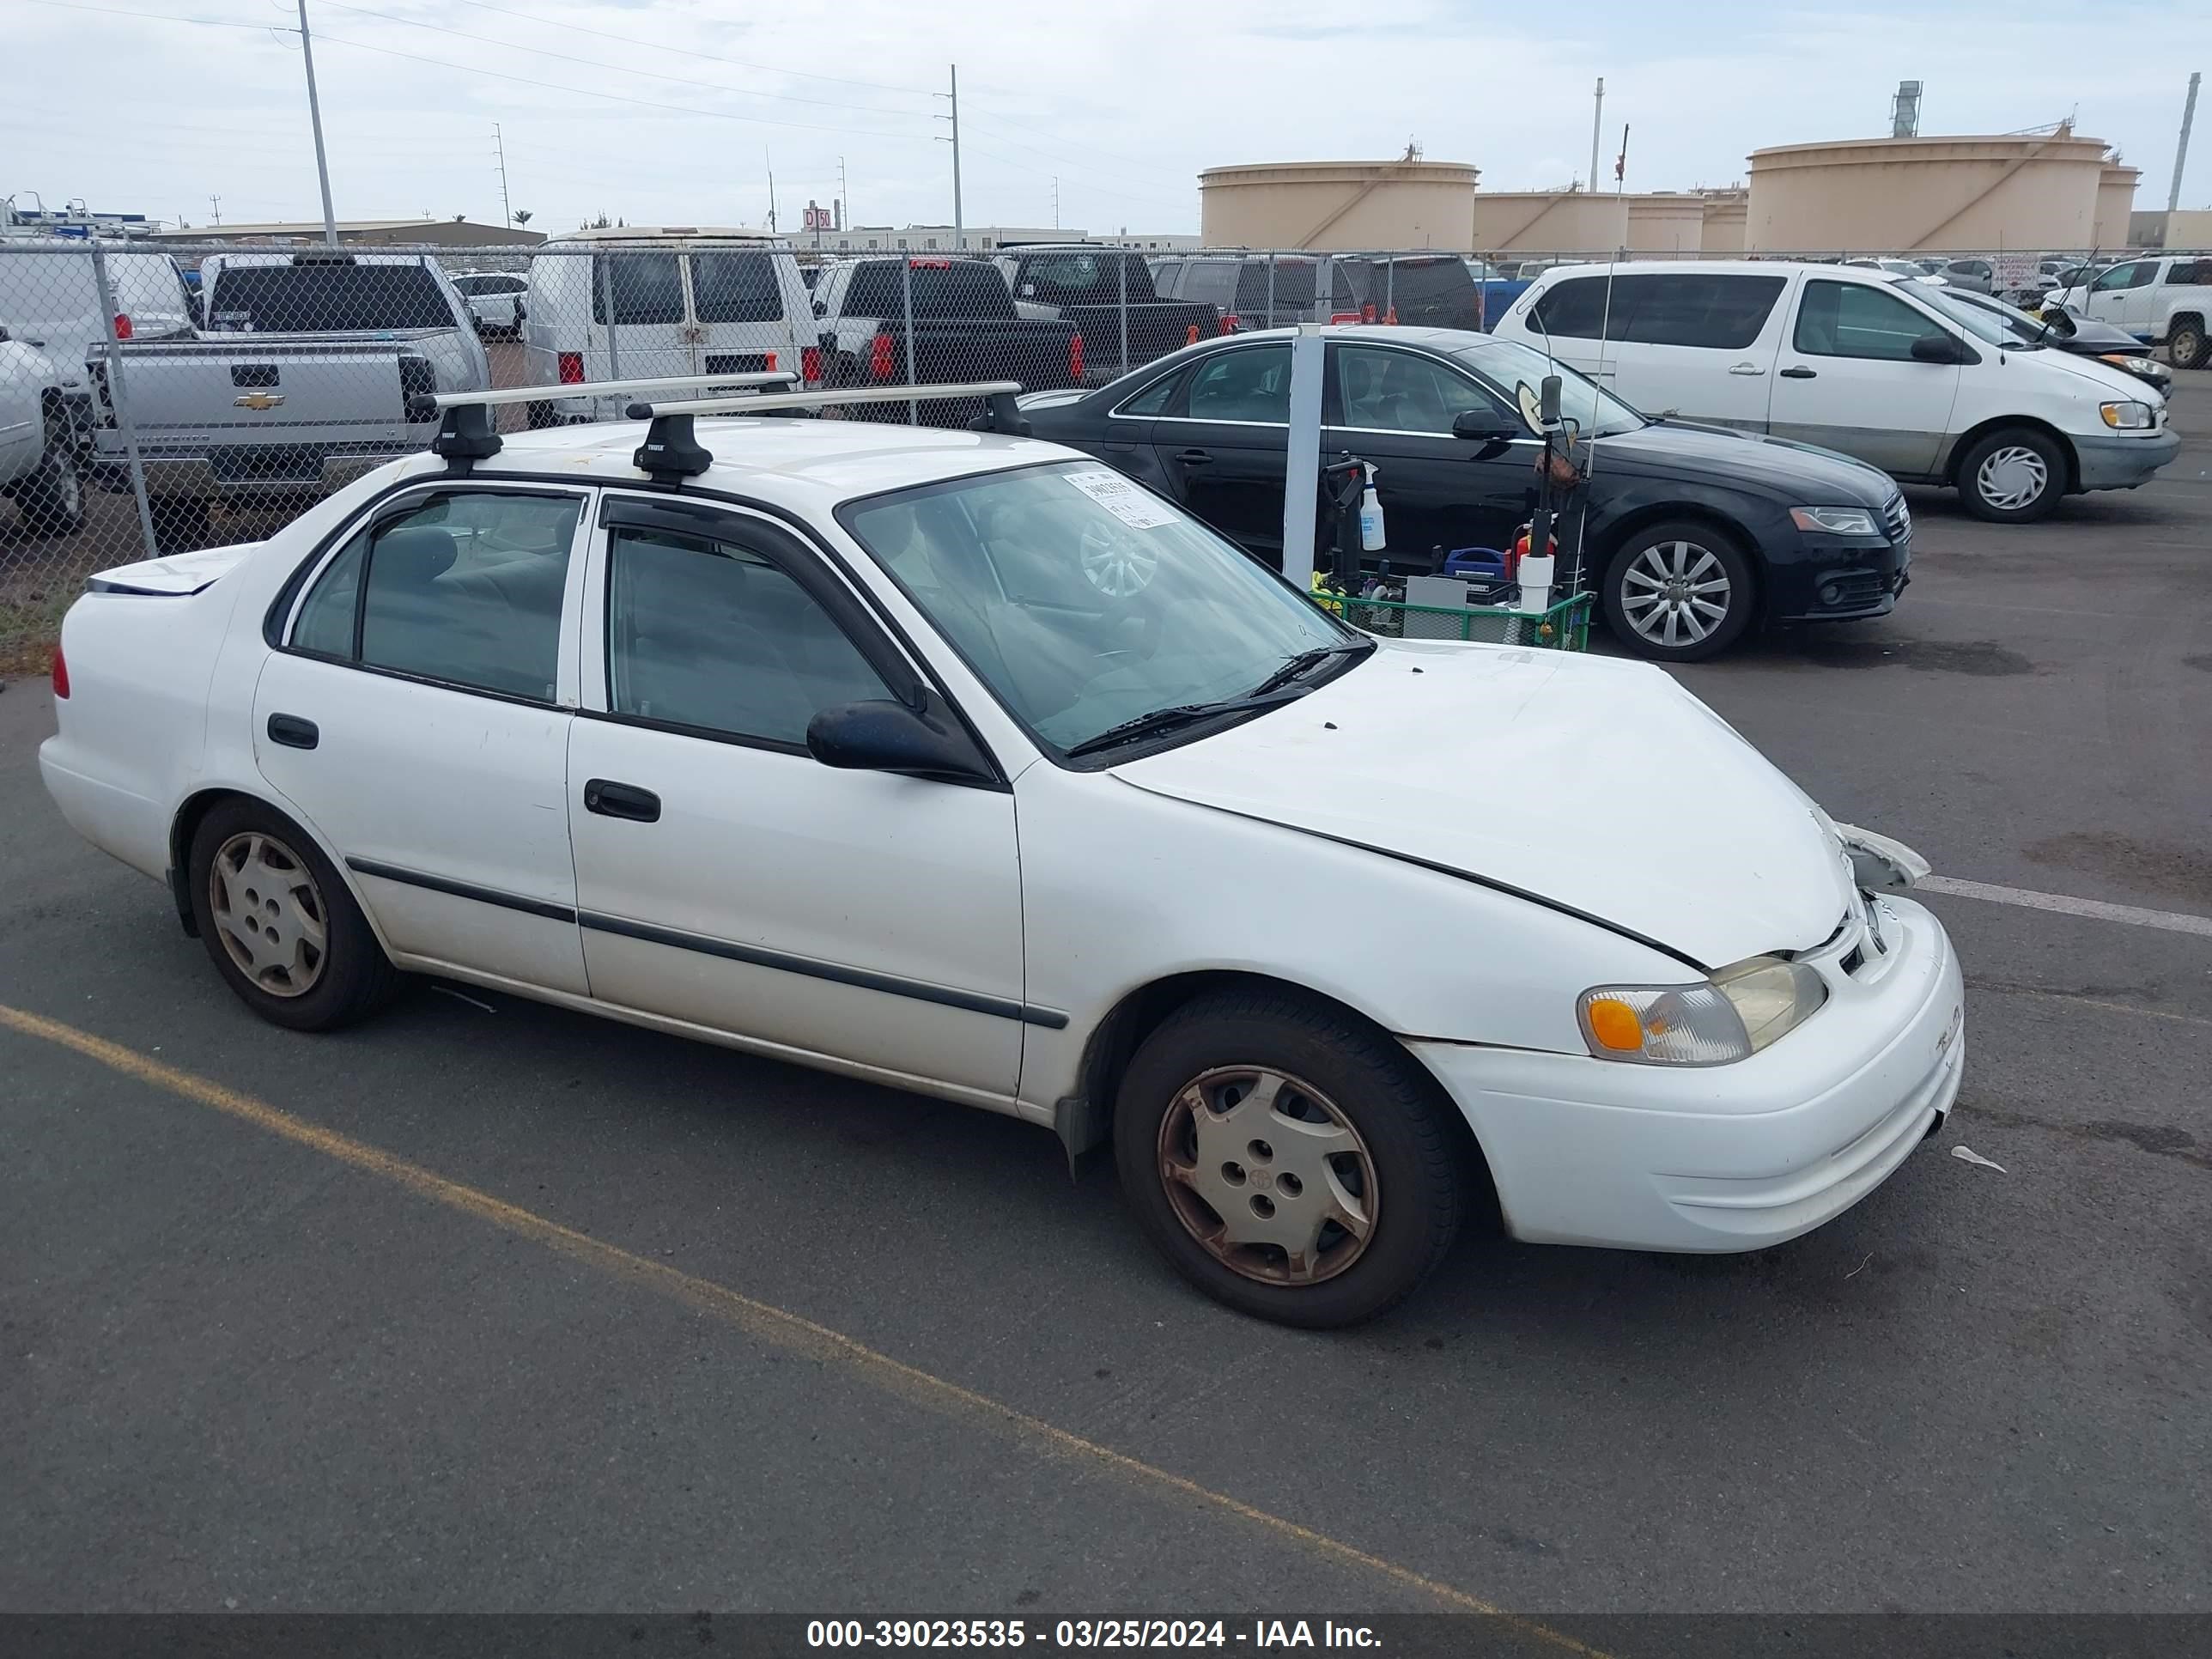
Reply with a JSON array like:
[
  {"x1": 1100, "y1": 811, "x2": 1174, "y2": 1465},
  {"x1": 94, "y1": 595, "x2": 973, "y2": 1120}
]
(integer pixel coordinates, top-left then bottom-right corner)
[
  {"x1": 1958, "y1": 427, "x2": 2063, "y2": 523},
  {"x1": 1600, "y1": 521, "x2": 1755, "y2": 662},
  {"x1": 1114, "y1": 990, "x2": 1466, "y2": 1328}
]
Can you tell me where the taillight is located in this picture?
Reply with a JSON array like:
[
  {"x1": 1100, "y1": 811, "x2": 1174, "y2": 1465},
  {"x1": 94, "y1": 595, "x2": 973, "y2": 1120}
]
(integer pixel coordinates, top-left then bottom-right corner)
[
  {"x1": 112, "y1": 313, "x2": 133, "y2": 341},
  {"x1": 52, "y1": 643, "x2": 70, "y2": 700},
  {"x1": 557, "y1": 350, "x2": 585, "y2": 385},
  {"x1": 801, "y1": 345, "x2": 823, "y2": 386},
  {"x1": 1068, "y1": 331, "x2": 1085, "y2": 382},
  {"x1": 1219, "y1": 313, "x2": 1238, "y2": 335},
  {"x1": 868, "y1": 332, "x2": 896, "y2": 381}
]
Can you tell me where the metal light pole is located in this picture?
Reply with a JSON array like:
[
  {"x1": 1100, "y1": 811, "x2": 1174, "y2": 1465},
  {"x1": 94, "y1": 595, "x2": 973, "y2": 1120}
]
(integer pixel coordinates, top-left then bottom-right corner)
[
  {"x1": 295, "y1": 0, "x2": 338, "y2": 246},
  {"x1": 939, "y1": 65, "x2": 963, "y2": 251},
  {"x1": 2171, "y1": 71, "x2": 2202, "y2": 215},
  {"x1": 494, "y1": 124, "x2": 514, "y2": 227}
]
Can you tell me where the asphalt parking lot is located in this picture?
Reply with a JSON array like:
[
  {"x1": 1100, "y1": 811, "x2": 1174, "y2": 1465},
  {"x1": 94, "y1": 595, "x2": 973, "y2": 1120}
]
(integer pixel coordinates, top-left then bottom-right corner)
[{"x1": 2, "y1": 379, "x2": 2207, "y2": 1634}]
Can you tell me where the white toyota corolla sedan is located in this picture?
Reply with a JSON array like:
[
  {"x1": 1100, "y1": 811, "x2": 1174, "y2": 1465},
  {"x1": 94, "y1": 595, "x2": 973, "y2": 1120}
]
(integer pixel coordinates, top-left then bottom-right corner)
[{"x1": 40, "y1": 383, "x2": 1965, "y2": 1327}]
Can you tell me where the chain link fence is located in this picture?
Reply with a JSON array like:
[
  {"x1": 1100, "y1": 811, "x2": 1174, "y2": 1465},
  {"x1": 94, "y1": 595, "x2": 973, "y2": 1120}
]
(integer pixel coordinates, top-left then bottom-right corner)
[{"x1": 2, "y1": 234, "x2": 2201, "y2": 667}]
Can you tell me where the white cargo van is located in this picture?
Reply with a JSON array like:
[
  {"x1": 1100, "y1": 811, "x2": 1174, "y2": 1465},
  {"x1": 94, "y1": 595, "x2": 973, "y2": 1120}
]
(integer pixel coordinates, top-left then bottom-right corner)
[
  {"x1": 0, "y1": 242, "x2": 197, "y2": 392},
  {"x1": 1494, "y1": 260, "x2": 2179, "y2": 521},
  {"x1": 520, "y1": 229, "x2": 818, "y2": 425}
]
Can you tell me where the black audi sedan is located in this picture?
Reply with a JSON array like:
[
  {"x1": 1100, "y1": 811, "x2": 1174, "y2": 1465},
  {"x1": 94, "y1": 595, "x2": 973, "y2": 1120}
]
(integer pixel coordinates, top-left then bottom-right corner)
[{"x1": 1013, "y1": 325, "x2": 1912, "y2": 661}]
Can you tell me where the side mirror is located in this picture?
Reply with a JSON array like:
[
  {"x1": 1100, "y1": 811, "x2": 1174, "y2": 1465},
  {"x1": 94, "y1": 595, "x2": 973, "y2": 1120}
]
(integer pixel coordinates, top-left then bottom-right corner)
[
  {"x1": 806, "y1": 695, "x2": 995, "y2": 785},
  {"x1": 1910, "y1": 333, "x2": 1962, "y2": 364},
  {"x1": 1450, "y1": 409, "x2": 1519, "y2": 456},
  {"x1": 812, "y1": 298, "x2": 827, "y2": 317}
]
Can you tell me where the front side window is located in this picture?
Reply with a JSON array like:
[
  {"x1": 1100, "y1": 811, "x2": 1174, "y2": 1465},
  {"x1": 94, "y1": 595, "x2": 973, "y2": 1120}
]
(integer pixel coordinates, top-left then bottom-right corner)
[
  {"x1": 1793, "y1": 281, "x2": 1945, "y2": 361},
  {"x1": 1181, "y1": 344, "x2": 1291, "y2": 423},
  {"x1": 1333, "y1": 345, "x2": 1492, "y2": 433},
  {"x1": 291, "y1": 492, "x2": 582, "y2": 701},
  {"x1": 591, "y1": 252, "x2": 685, "y2": 325},
  {"x1": 605, "y1": 525, "x2": 892, "y2": 748},
  {"x1": 842, "y1": 463, "x2": 1354, "y2": 755}
]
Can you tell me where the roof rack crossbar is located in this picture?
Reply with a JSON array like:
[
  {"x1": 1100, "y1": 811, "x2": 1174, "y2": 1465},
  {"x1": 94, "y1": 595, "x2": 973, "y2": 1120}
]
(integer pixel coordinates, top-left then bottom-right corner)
[
  {"x1": 622, "y1": 380, "x2": 1024, "y2": 420},
  {"x1": 409, "y1": 371, "x2": 799, "y2": 474}
]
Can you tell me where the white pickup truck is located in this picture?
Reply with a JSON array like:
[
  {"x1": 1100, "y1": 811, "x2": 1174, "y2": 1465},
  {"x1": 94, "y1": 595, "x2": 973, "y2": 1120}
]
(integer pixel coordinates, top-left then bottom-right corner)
[
  {"x1": 0, "y1": 330, "x2": 89, "y2": 534},
  {"x1": 2045, "y1": 254, "x2": 2212, "y2": 369}
]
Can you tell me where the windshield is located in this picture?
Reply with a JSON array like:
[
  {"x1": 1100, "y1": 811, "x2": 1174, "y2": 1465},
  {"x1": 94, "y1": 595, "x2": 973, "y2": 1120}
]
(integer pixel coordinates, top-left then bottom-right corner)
[
  {"x1": 1918, "y1": 286, "x2": 2040, "y2": 346},
  {"x1": 1451, "y1": 337, "x2": 1644, "y2": 437},
  {"x1": 208, "y1": 263, "x2": 452, "y2": 331},
  {"x1": 841, "y1": 463, "x2": 1358, "y2": 757}
]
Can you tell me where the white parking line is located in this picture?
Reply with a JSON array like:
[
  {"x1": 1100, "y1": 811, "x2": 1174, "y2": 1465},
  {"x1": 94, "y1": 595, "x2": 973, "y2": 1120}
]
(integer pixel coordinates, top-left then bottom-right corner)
[{"x1": 1919, "y1": 875, "x2": 2212, "y2": 939}]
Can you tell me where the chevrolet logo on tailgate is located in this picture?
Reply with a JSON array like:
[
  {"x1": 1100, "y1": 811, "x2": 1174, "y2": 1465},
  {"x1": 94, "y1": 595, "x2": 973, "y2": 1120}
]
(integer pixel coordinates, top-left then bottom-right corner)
[{"x1": 234, "y1": 392, "x2": 286, "y2": 410}]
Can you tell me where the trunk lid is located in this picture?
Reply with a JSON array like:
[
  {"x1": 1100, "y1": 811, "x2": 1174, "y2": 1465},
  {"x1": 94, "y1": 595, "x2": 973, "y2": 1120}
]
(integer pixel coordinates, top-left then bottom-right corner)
[
  {"x1": 1113, "y1": 641, "x2": 1853, "y2": 968},
  {"x1": 87, "y1": 540, "x2": 262, "y2": 596}
]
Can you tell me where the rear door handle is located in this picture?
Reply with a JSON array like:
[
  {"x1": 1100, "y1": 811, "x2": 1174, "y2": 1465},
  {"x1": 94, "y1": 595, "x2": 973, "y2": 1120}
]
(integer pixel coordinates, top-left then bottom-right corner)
[
  {"x1": 583, "y1": 779, "x2": 660, "y2": 823},
  {"x1": 266, "y1": 713, "x2": 319, "y2": 750},
  {"x1": 1728, "y1": 362, "x2": 1766, "y2": 376},
  {"x1": 1779, "y1": 366, "x2": 1818, "y2": 380},
  {"x1": 1174, "y1": 448, "x2": 1213, "y2": 464}
]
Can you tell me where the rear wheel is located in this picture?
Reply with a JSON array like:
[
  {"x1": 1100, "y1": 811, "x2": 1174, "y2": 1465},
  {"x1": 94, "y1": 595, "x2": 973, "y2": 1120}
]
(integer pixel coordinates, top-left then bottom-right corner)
[
  {"x1": 15, "y1": 431, "x2": 85, "y2": 537},
  {"x1": 1113, "y1": 989, "x2": 1466, "y2": 1328},
  {"x1": 187, "y1": 799, "x2": 401, "y2": 1031},
  {"x1": 2169, "y1": 314, "x2": 2208, "y2": 371},
  {"x1": 1600, "y1": 520, "x2": 1755, "y2": 662},
  {"x1": 1957, "y1": 426, "x2": 2063, "y2": 523}
]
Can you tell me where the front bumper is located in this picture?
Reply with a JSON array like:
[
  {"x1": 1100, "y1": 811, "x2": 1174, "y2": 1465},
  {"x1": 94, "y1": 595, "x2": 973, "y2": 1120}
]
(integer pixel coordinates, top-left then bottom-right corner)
[
  {"x1": 2074, "y1": 428, "x2": 2180, "y2": 493},
  {"x1": 1769, "y1": 532, "x2": 1911, "y2": 623},
  {"x1": 1413, "y1": 894, "x2": 1963, "y2": 1254}
]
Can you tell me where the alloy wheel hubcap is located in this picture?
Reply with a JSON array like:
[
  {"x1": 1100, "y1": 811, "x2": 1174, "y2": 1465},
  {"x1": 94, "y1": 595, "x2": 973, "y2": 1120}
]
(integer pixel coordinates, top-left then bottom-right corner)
[
  {"x1": 209, "y1": 831, "x2": 328, "y2": 998},
  {"x1": 1620, "y1": 540, "x2": 1730, "y2": 647},
  {"x1": 1156, "y1": 1066, "x2": 1378, "y2": 1285},
  {"x1": 1977, "y1": 446, "x2": 2048, "y2": 512},
  {"x1": 1080, "y1": 524, "x2": 1158, "y2": 599}
]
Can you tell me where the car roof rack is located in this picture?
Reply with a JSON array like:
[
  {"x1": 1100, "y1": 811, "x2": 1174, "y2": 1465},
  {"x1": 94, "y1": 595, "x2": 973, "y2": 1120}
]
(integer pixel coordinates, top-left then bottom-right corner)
[
  {"x1": 409, "y1": 371, "x2": 798, "y2": 473},
  {"x1": 622, "y1": 380, "x2": 1029, "y2": 485}
]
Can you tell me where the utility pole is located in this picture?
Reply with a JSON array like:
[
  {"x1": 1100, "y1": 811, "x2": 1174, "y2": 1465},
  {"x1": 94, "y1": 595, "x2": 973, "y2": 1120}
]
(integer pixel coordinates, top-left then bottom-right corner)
[
  {"x1": 838, "y1": 155, "x2": 848, "y2": 240},
  {"x1": 2172, "y1": 71, "x2": 2202, "y2": 215},
  {"x1": 936, "y1": 66, "x2": 963, "y2": 250},
  {"x1": 765, "y1": 149, "x2": 777, "y2": 234},
  {"x1": 295, "y1": 0, "x2": 338, "y2": 246},
  {"x1": 209, "y1": 193, "x2": 222, "y2": 227},
  {"x1": 1615, "y1": 124, "x2": 1630, "y2": 195},
  {"x1": 494, "y1": 124, "x2": 513, "y2": 227},
  {"x1": 1052, "y1": 177, "x2": 1059, "y2": 229},
  {"x1": 1589, "y1": 77, "x2": 1604, "y2": 193}
]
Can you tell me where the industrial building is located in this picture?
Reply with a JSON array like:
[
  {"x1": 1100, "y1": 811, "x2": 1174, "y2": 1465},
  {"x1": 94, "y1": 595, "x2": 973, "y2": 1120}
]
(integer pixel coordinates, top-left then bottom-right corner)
[
  {"x1": 150, "y1": 217, "x2": 543, "y2": 248},
  {"x1": 814, "y1": 225, "x2": 1202, "y2": 255}
]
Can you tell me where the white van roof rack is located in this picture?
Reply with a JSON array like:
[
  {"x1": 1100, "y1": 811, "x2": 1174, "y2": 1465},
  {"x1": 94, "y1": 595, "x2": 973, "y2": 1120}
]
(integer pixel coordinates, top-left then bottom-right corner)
[
  {"x1": 410, "y1": 371, "x2": 798, "y2": 471},
  {"x1": 623, "y1": 380, "x2": 1031, "y2": 484}
]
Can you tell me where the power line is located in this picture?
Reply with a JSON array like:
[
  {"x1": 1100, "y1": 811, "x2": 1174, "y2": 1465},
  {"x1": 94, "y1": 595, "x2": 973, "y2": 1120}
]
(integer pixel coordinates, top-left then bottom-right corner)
[
  {"x1": 21, "y1": 0, "x2": 280, "y2": 29},
  {"x1": 314, "y1": 0, "x2": 931, "y2": 120},
  {"x1": 445, "y1": 0, "x2": 934, "y2": 98}
]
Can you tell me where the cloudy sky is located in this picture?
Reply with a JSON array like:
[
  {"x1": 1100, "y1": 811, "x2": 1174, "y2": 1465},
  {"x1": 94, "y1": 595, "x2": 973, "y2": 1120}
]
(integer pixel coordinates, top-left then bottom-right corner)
[{"x1": 11, "y1": 0, "x2": 2210, "y2": 237}]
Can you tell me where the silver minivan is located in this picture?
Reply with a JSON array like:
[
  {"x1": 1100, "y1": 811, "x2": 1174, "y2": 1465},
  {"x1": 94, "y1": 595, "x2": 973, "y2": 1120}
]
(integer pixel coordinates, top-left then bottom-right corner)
[{"x1": 520, "y1": 230, "x2": 818, "y2": 425}]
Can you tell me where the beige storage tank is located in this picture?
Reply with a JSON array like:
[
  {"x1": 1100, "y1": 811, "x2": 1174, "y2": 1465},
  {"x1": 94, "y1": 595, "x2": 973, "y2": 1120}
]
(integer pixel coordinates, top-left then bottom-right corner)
[
  {"x1": 1197, "y1": 160, "x2": 1478, "y2": 252},
  {"x1": 1470, "y1": 191, "x2": 1627, "y2": 253},
  {"x1": 2094, "y1": 164, "x2": 2141, "y2": 249},
  {"x1": 1745, "y1": 133, "x2": 2110, "y2": 252},
  {"x1": 1626, "y1": 193, "x2": 1705, "y2": 255},
  {"x1": 1699, "y1": 191, "x2": 1749, "y2": 254}
]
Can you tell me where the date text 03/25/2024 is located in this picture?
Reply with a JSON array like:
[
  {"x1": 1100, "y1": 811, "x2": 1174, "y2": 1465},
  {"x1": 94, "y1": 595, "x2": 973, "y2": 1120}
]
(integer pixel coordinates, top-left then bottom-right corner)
[{"x1": 805, "y1": 1620, "x2": 1382, "y2": 1649}]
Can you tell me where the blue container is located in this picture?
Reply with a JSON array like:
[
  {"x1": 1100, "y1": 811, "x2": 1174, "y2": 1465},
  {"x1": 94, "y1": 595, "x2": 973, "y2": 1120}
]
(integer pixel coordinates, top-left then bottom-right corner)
[{"x1": 1441, "y1": 546, "x2": 1510, "y2": 580}]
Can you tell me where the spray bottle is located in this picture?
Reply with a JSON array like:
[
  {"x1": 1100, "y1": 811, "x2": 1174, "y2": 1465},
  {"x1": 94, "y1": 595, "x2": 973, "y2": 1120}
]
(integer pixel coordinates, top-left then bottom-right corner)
[{"x1": 1358, "y1": 464, "x2": 1385, "y2": 554}]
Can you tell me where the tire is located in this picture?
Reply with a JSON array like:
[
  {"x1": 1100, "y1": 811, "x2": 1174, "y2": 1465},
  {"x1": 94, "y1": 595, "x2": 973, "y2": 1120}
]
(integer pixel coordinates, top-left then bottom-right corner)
[
  {"x1": 2170, "y1": 314, "x2": 2209, "y2": 371},
  {"x1": 186, "y1": 799, "x2": 401, "y2": 1032},
  {"x1": 1599, "y1": 520, "x2": 1755, "y2": 662},
  {"x1": 15, "y1": 438, "x2": 85, "y2": 537},
  {"x1": 1957, "y1": 426, "x2": 2064, "y2": 524},
  {"x1": 1113, "y1": 988, "x2": 1466, "y2": 1328},
  {"x1": 152, "y1": 497, "x2": 210, "y2": 553}
]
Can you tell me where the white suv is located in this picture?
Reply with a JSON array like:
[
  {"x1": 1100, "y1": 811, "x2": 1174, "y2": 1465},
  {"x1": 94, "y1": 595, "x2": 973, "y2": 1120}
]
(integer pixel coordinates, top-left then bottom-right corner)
[{"x1": 1493, "y1": 259, "x2": 2179, "y2": 521}]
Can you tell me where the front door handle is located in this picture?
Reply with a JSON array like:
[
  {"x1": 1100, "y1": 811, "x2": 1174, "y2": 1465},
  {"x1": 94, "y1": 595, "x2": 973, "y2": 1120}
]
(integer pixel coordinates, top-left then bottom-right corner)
[
  {"x1": 266, "y1": 713, "x2": 319, "y2": 750},
  {"x1": 583, "y1": 779, "x2": 661, "y2": 823},
  {"x1": 1779, "y1": 366, "x2": 1818, "y2": 380},
  {"x1": 1728, "y1": 362, "x2": 1766, "y2": 376},
  {"x1": 1174, "y1": 448, "x2": 1214, "y2": 465}
]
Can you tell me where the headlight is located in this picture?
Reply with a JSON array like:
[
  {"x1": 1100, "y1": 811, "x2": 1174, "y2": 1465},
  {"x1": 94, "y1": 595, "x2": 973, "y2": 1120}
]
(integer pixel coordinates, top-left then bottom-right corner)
[
  {"x1": 2098, "y1": 354, "x2": 2166, "y2": 380},
  {"x1": 1788, "y1": 505, "x2": 1879, "y2": 536},
  {"x1": 1577, "y1": 957, "x2": 1828, "y2": 1066},
  {"x1": 2100, "y1": 401, "x2": 2154, "y2": 429}
]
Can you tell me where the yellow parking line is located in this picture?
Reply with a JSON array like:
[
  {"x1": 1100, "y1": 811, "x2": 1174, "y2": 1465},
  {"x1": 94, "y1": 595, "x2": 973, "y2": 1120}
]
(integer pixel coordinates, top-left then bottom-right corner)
[{"x1": 0, "y1": 1001, "x2": 1608, "y2": 1657}]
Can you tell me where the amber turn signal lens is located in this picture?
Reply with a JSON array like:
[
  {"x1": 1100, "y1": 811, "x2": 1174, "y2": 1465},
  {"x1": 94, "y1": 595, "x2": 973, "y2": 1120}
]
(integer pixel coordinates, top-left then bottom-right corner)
[{"x1": 1584, "y1": 997, "x2": 1644, "y2": 1052}]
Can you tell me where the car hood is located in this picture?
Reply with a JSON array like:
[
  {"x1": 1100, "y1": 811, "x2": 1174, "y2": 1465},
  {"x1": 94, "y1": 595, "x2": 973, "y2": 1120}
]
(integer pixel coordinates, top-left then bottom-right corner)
[
  {"x1": 1113, "y1": 641, "x2": 1855, "y2": 969},
  {"x1": 2034, "y1": 346, "x2": 2162, "y2": 403},
  {"x1": 1591, "y1": 420, "x2": 1895, "y2": 504}
]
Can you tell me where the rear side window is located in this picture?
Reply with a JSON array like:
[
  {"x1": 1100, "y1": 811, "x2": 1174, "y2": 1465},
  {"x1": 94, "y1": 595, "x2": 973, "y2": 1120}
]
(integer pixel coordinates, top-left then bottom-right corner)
[
  {"x1": 290, "y1": 493, "x2": 582, "y2": 701},
  {"x1": 1794, "y1": 281, "x2": 1942, "y2": 361},
  {"x1": 208, "y1": 263, "x2": 452, "y2": 331},
  {"x1": 1237, "y1": 261, "x2": 1317, "y2": 310},
  {"x1": 692, "y1": 252, "x2": 786, "y2": 323},
  {"x1": 842, "y1": 262, "x2": 1014, "y2": 319},
  {"x1": 1178, "y1": 263, "x2": 1238, "y2": 308},
  {"x1": 1528, "y1": 273, "x2": 1782, "y2": 348},
  {"x1": 591, "y1": 252, "x2": 685, "y2": 325},
  {"x1": 1117, "y1": 373, "x2": 1181, "y2": 416},
  {"x1": 2168, "y1": 260, "x2": 2212, "y2": 285},
  {"x1": 1181, "y1": 344, "x2": 1291, "y2": 422}
]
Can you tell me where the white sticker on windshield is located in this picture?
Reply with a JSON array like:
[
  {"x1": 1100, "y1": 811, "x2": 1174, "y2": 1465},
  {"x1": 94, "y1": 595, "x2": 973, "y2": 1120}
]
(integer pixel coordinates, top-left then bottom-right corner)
[{"x1": 1063, "y1": 468, "x2": 1180, "y2": 530}]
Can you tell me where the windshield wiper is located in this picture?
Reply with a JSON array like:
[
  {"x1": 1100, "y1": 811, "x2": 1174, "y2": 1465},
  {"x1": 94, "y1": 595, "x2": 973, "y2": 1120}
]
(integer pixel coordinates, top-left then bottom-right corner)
[
  {"x1": 1245, "y1": 641, "x2": 1370, "y2": 698},
  {"x1": 1065, "y1": 689, "x2": 1310, "y2": 759}
]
